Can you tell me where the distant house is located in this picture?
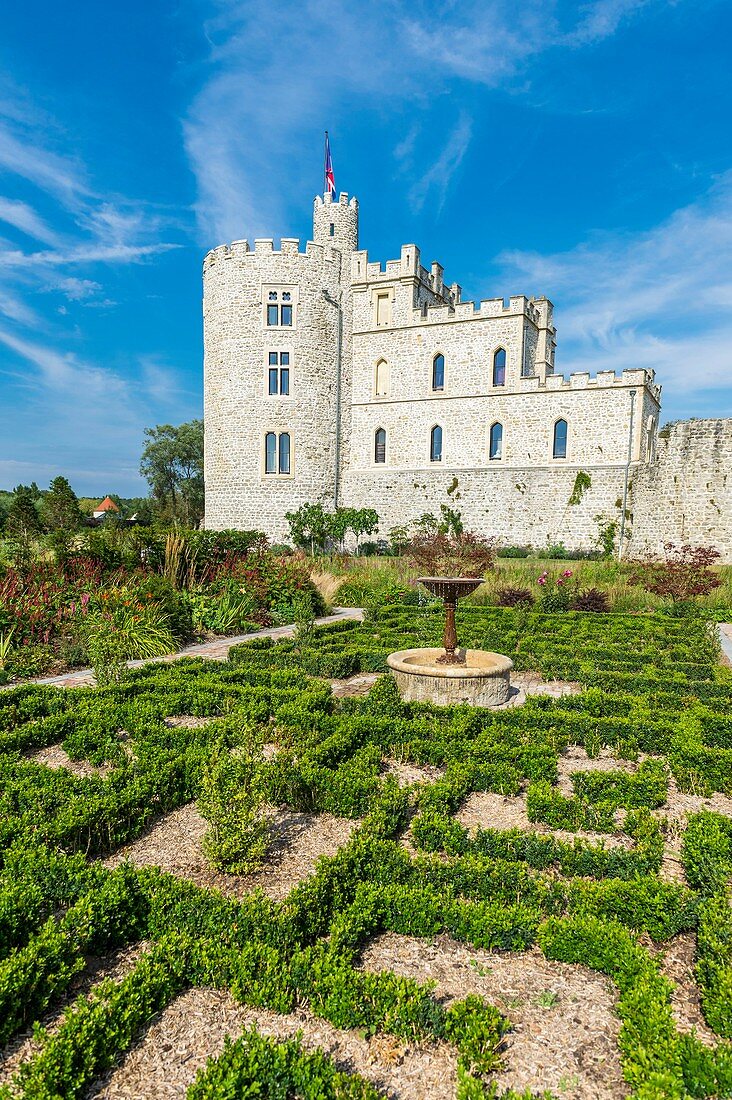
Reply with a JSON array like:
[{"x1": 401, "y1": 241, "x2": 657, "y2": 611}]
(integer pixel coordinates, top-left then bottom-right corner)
[{"x1": 92, "y1": 496, "x2": 120, "y2": 521}]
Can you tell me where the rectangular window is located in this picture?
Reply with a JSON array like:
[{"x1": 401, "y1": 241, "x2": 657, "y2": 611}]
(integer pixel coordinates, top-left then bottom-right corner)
[
  {"x1": 375, "y1": 292, "x2": 391, "y2": 327},
  {"x1": 265, "y1": 432, "x2": 277, "y2": 474},
  {"x1": 264, "y1": 288, "x2": 296, "y2": 328},
  {"x1": 267, "y1": 351, "x2": 291, "y2": 395},
  {"x1": 267, "y1": 304, "x2": 278, "y2": 326},
  {"x1": 281, "y1": 304, "x2": 292, "y2": 326},
  {"x1": 278, "y1": 433, "x2": 291, "y2": 474}
]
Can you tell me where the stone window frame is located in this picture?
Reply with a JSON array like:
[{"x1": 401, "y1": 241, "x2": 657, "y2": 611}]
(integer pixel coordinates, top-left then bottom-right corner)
[
  {"x1": 492, "y1": 347, "x2": 507, "y2": 387},
  {"x1": 262, "y1": 284, "x2": 299, "y2": 329},
  {"x1": 489, "y1": 421, "x2": 504, "y2": 461},
  {"x1": 431, "y1": 352, "x2": 446, "y2": 393},
  {"x1": 551, "y1": 417, "x2": 569, "y2": 461},
  {"x1": 374, "y1": 426, "x2": 387, "y2": 465},
  {"x1": 262, "y1": 430, "x2": 294, "y2": 479},
  {"x1": 430, "y1": 423, "x2": 443, "y2": 464},
  {"x1": 372, "y1": 287, "x2": 394, "y2": 328},
  {"x1": 264, "y1": 346, "x2": 294, "y2": 400},
  {"x1": 373, "y1": 358, "x2": 390, "y2": 400}
]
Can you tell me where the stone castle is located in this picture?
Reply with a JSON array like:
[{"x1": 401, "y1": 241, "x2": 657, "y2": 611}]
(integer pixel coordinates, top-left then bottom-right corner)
[{"x1": 203, "y1": 191, "x2": 732, "y2": 559}]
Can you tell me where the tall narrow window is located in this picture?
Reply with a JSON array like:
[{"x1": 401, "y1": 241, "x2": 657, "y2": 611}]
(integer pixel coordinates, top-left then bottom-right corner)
[
  {"x1": 432, "y1": 354, "x2": 445, "y2": 392},
  {"x1": 430, "y1": 425, "x2": 443, "y2": 463},
  {"x1": 553, "y1": 418, "x2": 568, "y2": 459},
  {"x1": 265, "y1": 432, "x2": 277, "y2": 474},
  {"x1": 264, "y1": 432, "x2": 292, "y2": 475},
  {"x1": 489, "y1": 422, "x2": 503, "y2": 460},
  {"x1": 492, "y1": 348, "x2": 506, "y2": 387},
  {"x1": 374, "y1": 427, "x2": 386, "y2": 464},
  {"x1": 278, "y1": 432, "x2": 291, "y2": 474},
  {"x1": 329, "y1": 222, "x2": 335, "y2": 237},
  {"x1": 375, "y1": 292, "x2": 391, "y2": 327},
  {"x1": 268, "y1": 351, "x2": 290, "y2": 395},
  {"x1": 375, "y1": 358, "x2": 389, "y2": 397}
]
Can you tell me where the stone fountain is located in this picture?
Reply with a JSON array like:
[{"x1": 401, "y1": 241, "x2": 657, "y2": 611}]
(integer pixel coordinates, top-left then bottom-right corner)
[{"x1": 386, "y1": 576, "x2": 513, "y2": 707}]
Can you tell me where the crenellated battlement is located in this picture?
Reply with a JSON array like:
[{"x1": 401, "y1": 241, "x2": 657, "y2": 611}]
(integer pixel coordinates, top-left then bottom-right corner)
[
  {"x1": 513, "y1": 366, "x2": 661, "y2": 399},
  {"x1": 408, "y1": 294, "x2": 553, "y2": 327},
  {"x1": 203, "y1": 237, "x2": 341, "y2": 272},
  {"x1": 313, "y1": 191, "x2": 358, "y2": 210}
]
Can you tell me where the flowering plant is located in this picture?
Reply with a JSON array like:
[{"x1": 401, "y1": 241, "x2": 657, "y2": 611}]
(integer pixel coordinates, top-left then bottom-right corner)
[{"x1": 536, "y1": 569, "x2": 574, "y2": 611}]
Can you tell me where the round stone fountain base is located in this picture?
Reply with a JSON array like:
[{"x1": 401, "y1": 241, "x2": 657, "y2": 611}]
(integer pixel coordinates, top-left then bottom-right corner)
[{"x1": 387, "y1": 649, "x2": 514, "y2": 707}]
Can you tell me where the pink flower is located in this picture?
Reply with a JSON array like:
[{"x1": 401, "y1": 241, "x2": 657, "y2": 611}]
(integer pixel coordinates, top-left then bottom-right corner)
[
  {"x1": 537, "y1": 577, "x2": 547, "y2": 586},
  {"x1": 563, "y1": 570, "x2": 573, "y2": 578},
  {"x1": 557, "y1": 579, "x2": 564, "y2": 586}
]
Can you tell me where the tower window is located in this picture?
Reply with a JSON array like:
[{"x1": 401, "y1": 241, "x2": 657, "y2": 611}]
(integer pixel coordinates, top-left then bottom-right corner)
[
  {"x1": 374, "y1": 427, "x2": 386, "y2": 464},
  {"x1": 492, "y1": 348, "x2": 506, "y2": 387},
  {"x1": 265, "y1": 289, "x2": 295, "y2": 327},
  {"x1": 553, "y1": 418, "x2": 568, "y2": 459},
  {"x1": 375, "y1": 292, "x2": 391, "y2": 327},
  {"x1": 264, "y1": 431, "x2": 292, "y2": 475},
  {"x1": 329, "y1": 222, "x2": 335, "y2": 237},
  {"x1": 375, "y1": 358, "x2": 389, "y2": 397},
  {"x1": 268, "y1": 351, "x2": 290, "y2": 396},
  {"x1": 432, "y1": 353, "x2": 445, "y2": 392},
  {"x1": 430, "y1": 424, "x2": 443, "y2": 463},
  {"x1": 489, "y1": 422, "x2": 503, "y2": 460}
]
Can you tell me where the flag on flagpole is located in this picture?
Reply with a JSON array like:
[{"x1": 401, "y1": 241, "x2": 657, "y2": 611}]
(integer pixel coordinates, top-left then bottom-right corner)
[{"x1": 324, "y1": 132, "x2": 336, "y2": 198}]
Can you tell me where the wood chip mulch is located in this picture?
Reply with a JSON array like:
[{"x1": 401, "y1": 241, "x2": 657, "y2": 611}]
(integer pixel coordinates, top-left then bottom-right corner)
[
  {"x1": 103, "y1": 803, "x2": 358, "y2": 902},
  {"x1": 86, "y1": 987, "x2": 456, "y2": 1100},
  {"x1": 657, "y1": 933, "x2": 719, "y2": 1047},
  {"x1": 360, "y1": 932, "x2": 628, "y2": 1100},
  {"x1": 453, "y1": 791, "x2": 634, "y2": 850},
  {"x1": 0, "y1": 941, "x2": 148, "y2": 1087},
  {"x1": 29, "y1": 743, "x2": 113, "y2": 779}
]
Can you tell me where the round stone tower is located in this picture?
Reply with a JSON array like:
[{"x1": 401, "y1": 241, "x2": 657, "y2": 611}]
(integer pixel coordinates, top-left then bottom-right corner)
[{"x1": 203, "y1": 193, "x2": 358, "y2": 539}]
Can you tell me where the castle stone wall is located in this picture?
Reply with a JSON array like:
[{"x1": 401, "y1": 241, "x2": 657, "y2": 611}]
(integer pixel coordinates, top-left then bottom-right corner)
[{"x1": 629, "y1": 420, "x2": 732, "y2": 560}]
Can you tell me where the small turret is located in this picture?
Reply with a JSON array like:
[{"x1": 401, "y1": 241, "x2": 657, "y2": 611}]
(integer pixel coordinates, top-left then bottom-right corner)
[{"x1": 313, "y1": 192, "x2": 359, "y2": 252}]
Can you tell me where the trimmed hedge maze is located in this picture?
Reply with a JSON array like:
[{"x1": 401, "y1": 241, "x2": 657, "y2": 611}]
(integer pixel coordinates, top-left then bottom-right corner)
[{"x1": 1, "y1": 606, "x2": 732, "y2": 1098}]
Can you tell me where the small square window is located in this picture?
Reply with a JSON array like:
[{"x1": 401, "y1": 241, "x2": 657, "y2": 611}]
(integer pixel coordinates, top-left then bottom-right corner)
[
  {"x1": 268, "y1": 352, "x2": 278, "y2": 366},
  {"x1": 281, "y1": 352, "x2": 289, "y2": 366}
]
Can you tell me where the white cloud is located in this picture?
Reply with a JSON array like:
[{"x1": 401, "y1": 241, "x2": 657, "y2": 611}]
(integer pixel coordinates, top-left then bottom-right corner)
[
  {"x1": 409, "y1": 115, "x2": 473, "y2": 213},
  {"x1": 0, "y1": 197, "x2": 63, "y2": 246},
  {"x1": 496, "y1": 172, "x2": 732, "y2": 412}
]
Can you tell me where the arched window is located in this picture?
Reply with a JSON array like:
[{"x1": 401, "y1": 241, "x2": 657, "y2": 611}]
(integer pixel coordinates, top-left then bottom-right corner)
[
  {"x1": 278, "y1": 432, "x2": 291, "y2": 474},
  {"x1": 375, "y1": 359, "x2": 389, "y2": 397},
  {"x1": 264, "y1": 431, "x2": 291, "y2": 475},
  {"x1": 430, "y1": 425, "x2": 443, "y2": 463},
  {"x1": 553, "y1": 418, "x2": 568, "y2": 459},
  {"x1": 489, "y1": 422, "x2": 503, "y2": 460},
  {"x1": 492, "y1": 348, "x2": 506, "y2": 387},
  {"x1": 374, "y1": 427, "x2": 386, "y2": 464},
  {"x1": 265, "y1": 432, "x2": 277, "y2": 474},
  {"x1": 432, "y1": 353, "x2": 445, "y2": 392}
]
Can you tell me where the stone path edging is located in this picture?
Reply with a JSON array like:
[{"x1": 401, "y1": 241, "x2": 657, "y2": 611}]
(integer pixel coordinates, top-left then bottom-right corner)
[
  {"x1": 719, "y1": 624, "x2": 732, "y2": 667},
  {"x1": 10, "y1": 608, "x2": 365, "y2": 689}
]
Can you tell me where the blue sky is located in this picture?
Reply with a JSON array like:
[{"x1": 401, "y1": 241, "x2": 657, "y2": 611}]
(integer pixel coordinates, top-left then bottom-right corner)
[{"x1": 1, "y1": 0, "x2": 731, "y2": 495}]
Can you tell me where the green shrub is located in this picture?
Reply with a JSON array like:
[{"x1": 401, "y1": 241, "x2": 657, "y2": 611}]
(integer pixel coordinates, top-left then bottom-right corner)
[{"x1": 197, "y1": 732, "x2": 270, "y2": 873}]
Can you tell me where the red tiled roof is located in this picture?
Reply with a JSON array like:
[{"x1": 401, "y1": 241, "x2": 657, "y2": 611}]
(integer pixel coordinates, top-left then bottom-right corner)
[{"x1": 95, "y1": 496, "x2": 119, "y2": 512}]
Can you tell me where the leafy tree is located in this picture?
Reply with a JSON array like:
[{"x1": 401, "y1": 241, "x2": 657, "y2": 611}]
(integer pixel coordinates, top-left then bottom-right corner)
[
  {"x1": 40, "y1": 476, "x2": 85, "y2": 532},
  {"x1": 4, "y1": 485, "x2": 42, "y2": 539},
  {"x1": 285, "y1": 502, "x2": 332, "y2": 554},
  {"x1": 140, "y1": 420, "x2": 204, "y2": 527}
]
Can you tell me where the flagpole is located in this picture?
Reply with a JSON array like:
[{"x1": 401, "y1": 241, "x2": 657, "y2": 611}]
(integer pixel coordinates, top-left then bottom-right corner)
[{"x1": 324, "y1": 131, "x2": 328, "y2": 197}]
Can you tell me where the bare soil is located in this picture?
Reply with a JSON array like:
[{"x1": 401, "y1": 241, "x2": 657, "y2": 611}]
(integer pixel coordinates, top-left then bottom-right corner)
[
  {"x1": 29, "y1": 743, "x2": 113, "y2": 778},
  {"x1": 454, "y1": 790, "x2": 634, "y2": 849}
]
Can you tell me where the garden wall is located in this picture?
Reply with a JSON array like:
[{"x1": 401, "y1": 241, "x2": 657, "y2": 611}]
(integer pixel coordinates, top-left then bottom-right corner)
[{"x1": 630, "y1": 419, "x2": 732, "y2": 561}]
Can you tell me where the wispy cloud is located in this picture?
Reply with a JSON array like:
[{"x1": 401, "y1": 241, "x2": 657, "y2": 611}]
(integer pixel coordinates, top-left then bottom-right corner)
[
  {"x1": 497, "y1": 171, "x2": 732, "y2": 413},
  {"x1": 0, "y1": 197, "x2": 63, "y2": 246},
  {"x1": 408, "y1": 115, "x2": 473, "y2": 213}
]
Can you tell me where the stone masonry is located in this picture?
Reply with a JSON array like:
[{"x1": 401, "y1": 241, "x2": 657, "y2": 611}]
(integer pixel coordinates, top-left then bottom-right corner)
[{"x1": 203, "y1": 191, "x2": 732, "y2": 560}]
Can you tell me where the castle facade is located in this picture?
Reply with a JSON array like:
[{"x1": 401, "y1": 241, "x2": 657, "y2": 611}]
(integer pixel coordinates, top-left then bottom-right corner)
[{"x1": 203, "y1": 193, "x2": 732, "y2": 559}]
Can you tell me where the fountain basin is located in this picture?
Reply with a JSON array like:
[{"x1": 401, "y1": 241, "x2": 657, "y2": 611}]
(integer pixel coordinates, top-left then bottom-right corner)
[{"x1": 387, "y1": 648, "x2": 513, "y2": 707}]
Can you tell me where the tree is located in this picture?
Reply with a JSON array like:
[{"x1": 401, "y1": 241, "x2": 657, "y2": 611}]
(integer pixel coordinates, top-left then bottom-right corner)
[
  {"x1": 40, "y1": 476, "x2": 85, "y2": 532},
  {"x1": 4, "y1": 484, "x2": 42, "y2": 539},
  {"x1": 285, "y1": 503, "x2": 331, "y2": 554},
  {"x1": 629, "y1": 543, "x2": 722, "y2": 602},
  {"x1": 140, "y1": 420, "x2": 204, "y2": 527}
]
